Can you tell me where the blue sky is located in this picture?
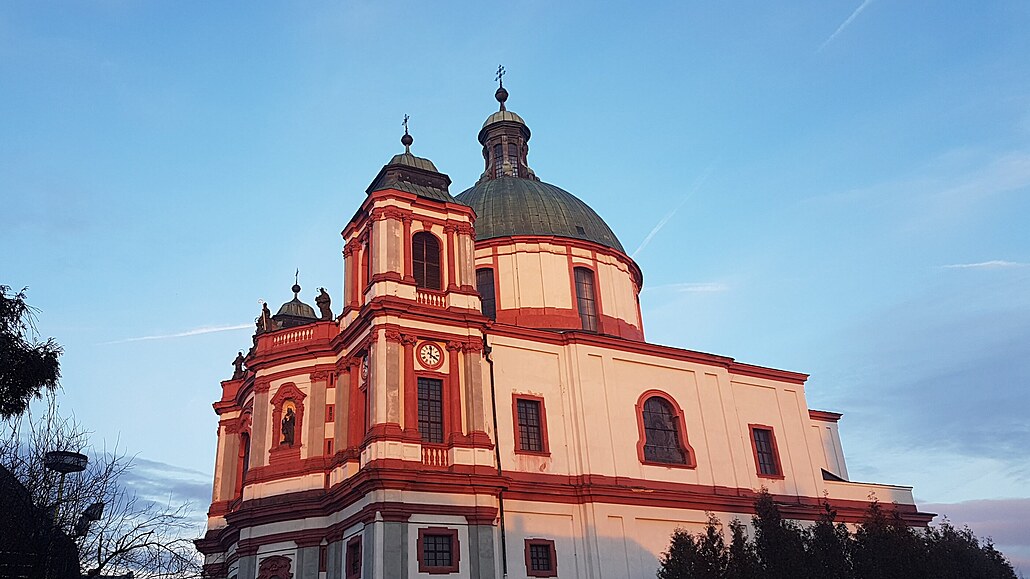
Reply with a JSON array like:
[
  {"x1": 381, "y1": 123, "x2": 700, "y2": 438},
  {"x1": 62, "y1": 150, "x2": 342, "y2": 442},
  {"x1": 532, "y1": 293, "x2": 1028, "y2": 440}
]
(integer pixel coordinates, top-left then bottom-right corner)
[{"x1": 3, "y1": 0, "x2": 1029, "y2": 570}]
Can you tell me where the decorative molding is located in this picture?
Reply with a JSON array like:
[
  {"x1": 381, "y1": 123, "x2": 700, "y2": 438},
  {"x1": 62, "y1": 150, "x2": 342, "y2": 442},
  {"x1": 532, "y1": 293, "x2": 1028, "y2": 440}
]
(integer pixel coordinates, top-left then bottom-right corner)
[
  {"x1": 257, "y1": 555, "x2": 292, "y2": 579},
  {"x1": 385, "y1": 329, "x2": 404, "y2": 343}
]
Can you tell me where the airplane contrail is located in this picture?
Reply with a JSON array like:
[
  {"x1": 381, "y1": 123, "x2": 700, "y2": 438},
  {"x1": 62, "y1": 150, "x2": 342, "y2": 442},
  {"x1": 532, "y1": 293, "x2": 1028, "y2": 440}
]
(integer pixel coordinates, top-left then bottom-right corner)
[
  {"x1": 631, "y1": 163, "x2": 716, "y2": 259},
  {"x1": 818, "y1": 0, "x2": 873, "y2": 53},
  {"x1": 102, "y1": 323, "x2": 252, "y2": 344}
]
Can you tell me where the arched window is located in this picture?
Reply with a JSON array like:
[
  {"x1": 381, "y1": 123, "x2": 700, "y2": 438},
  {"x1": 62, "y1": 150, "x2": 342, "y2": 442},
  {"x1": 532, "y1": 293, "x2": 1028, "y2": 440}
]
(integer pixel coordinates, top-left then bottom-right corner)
[
  {"x1": 240, "y1": 432, "x2": 251, "y2": 478},
  {"x1": 640, "y1": 396, "x2": 689, "y2": 465},
  {"x1": 494, "y1": 144, "x2": 504, "y2": 178},
  {"x1": 508, "y1": 143, "x2": 520, "y2": 177},
  {"x1": 476, "y1": 268, "x2": 496, "y2": 319},
  {"x1": 412, "y1": 232, "x2": 442, "y2": 290},
  {"x1": 573, "y1": 267, "x2": 598, "y2": 332}
]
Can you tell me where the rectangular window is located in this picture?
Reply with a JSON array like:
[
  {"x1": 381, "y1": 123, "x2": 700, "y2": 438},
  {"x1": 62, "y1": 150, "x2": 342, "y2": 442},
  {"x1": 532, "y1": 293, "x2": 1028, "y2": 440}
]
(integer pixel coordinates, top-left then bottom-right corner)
[
  {"x1": 476, "y1": 268, "x2": 497, "y2": 319},
  {"x1": 319, "y1": 545, "x2": 328, "y2": 573},
  {"x1": 325, "y1": 438, "x2": 333, "y2": 455},
  {"x1": 574, "y1": 267, "x2": 598, "y2": 332},
  {"x1": 516, "y1": 399, "x2": 544, "y2": 452},
  {"x1": 418, "y1": 377, "x2": 444, "y2": 444},
  {"x1": 418, "y1": 528, "x2": 459, "y2": 574},
  {"x1": 525, "y1": 539, "x2": 557, "y2": 577},
  {"x1": 326, "y1": 404, "x2": 334, "y2": 422},
  {"x1": 346, "y1": 537, "x2": 362, "y2": 579},
  {"x1": 750, "y1": 425, "x2": 783, "y2": 477}
]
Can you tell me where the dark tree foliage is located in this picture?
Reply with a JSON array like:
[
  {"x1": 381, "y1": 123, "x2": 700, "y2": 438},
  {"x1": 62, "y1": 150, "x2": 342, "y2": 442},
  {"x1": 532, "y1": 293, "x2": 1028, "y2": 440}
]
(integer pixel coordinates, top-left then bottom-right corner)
[
  {"x1": 725, "y1": 519, "x2": 761, "y2": 579},
  {"x1": 656, "y1": 516, "x2": 727, "y2": 579},
  {"x1": 656, "y1": 491, "x2": 1018, "y2": 579},
  {"x1": 0, "y1": 286, "x2": 62, "y2": 419},
  {"x1": 752, "y1": 491, "x2": 811, "y2": 579},
  {"x1": 852, "y1": 499, "x2": 927, "y2": 579},
  {"x1": 924, "y1": 520, "x2": 1017, "y2": 579},
  {"x1": 808, "y1": 501, "x2": 854, "y2": 579}
]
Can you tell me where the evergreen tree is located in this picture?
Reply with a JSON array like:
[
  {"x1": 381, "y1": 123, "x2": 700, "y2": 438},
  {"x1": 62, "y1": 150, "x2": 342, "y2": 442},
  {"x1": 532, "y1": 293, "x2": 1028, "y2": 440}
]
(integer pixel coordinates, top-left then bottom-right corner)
[
  {"x1": 807, "y1": 500, "x2": 853, "y2": 579},
  {"x1": 725, "y1": 518, "x2": 761, "y2": 579},
  {"x1": 924, "y1": 520, "x2": 1017, "y2": 579},
  {"x1": 752, "y1": 490, "x2": 811, "y2": 579},
  {"x1": 0, "y1": 286, "x2": 62, "y2": 419},
  {"x1": 852, "y1": 500, "x2": 926, "y2": 579},
  {"x1": 656, "y1": 515, "x2": 726, "y2": 579}
]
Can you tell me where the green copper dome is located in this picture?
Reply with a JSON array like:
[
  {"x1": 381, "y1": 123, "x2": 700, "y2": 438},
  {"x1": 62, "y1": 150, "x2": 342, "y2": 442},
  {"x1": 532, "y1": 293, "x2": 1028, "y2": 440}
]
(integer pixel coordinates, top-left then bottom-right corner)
[{"x1": 455, "y1": 177, "x2": 625, "y2": 253}]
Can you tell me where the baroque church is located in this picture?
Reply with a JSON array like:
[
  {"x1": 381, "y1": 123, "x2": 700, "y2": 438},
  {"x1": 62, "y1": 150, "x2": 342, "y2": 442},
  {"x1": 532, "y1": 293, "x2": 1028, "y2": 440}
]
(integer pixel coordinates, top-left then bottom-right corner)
[{"x1": 197, "y1": 81, "x2": 931, "y2": 579}]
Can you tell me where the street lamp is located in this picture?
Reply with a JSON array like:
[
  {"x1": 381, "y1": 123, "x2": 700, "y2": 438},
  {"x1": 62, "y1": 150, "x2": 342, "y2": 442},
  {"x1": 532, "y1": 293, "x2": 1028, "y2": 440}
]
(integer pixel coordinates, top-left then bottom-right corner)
[{"x1": 44, "y1": 450, "x2": 88, "y2": 522}]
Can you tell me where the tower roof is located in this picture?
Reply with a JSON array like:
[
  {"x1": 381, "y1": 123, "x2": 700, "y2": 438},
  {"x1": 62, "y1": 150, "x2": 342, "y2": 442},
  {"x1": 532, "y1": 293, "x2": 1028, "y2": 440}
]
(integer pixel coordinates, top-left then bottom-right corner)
[
  {"x1": 366, "y1": 118, "x2": 457, "y2": 203},
  {"x1": 273, "y1": 282, "x2": 318, "y2": 328},
  {"x1": 458, "y1": 78, "x2": 625, "y2": 253}
]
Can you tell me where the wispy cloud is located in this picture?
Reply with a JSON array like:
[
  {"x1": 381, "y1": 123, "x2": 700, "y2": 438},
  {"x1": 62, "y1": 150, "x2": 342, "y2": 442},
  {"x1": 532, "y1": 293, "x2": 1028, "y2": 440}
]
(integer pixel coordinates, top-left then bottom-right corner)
[
  {"x1": 818, "y1": 0, "x2": 874, "y2": 53},
  {"x1": 102, "y1": 323, "x2": 251, "y2": 344},
  {"x1": 940, "y1": 260, "x2": 1028, "y2": 270},
  {"x1": 642, "y1": 282, "x2": 728, "y2": 293},
  {"x1": 632, "y1": 163, "x2": 716, "y2": 258}
]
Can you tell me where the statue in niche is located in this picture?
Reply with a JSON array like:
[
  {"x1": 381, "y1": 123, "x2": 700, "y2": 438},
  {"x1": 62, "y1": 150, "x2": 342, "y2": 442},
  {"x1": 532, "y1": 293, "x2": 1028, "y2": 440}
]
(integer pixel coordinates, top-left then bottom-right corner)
[
  {"x1": 281, "y1": 406, "x2": 296, "y2": 447},
  {"x1": 315, "y1": 287, "x2": 333, "y2": 320},
  {"x1": 232, "y1": 351, "x2": 246, "y2": 379}
]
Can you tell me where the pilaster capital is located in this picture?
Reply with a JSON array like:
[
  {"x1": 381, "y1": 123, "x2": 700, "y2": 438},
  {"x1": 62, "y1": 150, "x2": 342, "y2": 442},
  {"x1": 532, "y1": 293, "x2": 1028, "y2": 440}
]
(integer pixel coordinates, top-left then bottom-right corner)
[
  {"x1": 309, "y1": 370, "x2": 330, "y2": 382},
  {"x1": 385, "y1": 329, "x2": 404, "y2": 343},
  {"x1": 400, "y1": 334, "x2": 419, "y2": 347},
  {"x1": 446, "y1": 340, "x2": 463, "y2": 352},
  {"x1": 254, "y1": 379, "x2": 271, "y2": 394}
]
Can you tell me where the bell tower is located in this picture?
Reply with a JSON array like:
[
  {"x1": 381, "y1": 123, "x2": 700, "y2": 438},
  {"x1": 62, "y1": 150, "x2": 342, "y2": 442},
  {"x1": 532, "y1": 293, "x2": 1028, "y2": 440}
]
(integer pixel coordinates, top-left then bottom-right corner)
[{"x1": 336, "y1": 121, "x2": 496, "y2": 470}]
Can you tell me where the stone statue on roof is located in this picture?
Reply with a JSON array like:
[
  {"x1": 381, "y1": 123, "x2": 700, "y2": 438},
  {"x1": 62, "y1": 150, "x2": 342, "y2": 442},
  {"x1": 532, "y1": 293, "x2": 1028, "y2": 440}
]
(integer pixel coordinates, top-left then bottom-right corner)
[
  {"x1": 232, "y1": 351, "x2": 246, "y2": 380},
  {"x1": 315, "y1": 287, "x2": 333, "y2": 321}
]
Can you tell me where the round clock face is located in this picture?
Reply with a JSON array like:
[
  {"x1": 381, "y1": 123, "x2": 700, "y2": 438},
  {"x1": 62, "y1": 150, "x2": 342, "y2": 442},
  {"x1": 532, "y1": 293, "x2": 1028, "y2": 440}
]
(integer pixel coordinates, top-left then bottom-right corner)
[{"x1": 418, "y1": 343, "x2": 442, "y2": 369}]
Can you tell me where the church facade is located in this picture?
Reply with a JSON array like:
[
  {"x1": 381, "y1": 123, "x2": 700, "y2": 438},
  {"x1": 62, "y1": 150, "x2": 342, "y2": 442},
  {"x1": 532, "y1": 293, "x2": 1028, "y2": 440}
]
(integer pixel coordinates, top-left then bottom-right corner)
[{"x1": 197, "y1": 84, "x2": 931, "y2": 579}]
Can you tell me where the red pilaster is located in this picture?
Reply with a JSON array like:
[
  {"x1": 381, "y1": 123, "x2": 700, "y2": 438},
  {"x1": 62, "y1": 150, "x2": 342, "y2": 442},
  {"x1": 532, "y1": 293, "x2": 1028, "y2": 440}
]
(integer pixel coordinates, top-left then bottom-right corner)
[
  {"x1": 445, "y1": 224, "x2": 458, "y2": 291},
  {"x1": 446, "y1": 341, "x2": 464, "y2": 443},
  {"x1": 402, "y1": 216, "x2": 414, "y2": 283},
  {"x1": 401, "y1": 334, "x2": 419, "y2": 439},
  {"x1": 347, "y1": 359, "x2": 363, "y2": 448}
]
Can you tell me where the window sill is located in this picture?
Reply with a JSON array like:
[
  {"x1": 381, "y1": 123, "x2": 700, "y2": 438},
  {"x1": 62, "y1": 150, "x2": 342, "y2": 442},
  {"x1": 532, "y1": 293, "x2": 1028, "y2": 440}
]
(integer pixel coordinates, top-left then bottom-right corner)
[
  {"x1": 515, "y1": 449, "x2": 551, "y2": 458},
  {"x1": 640, "y1": 459, "x2": 696, "y2": 470},
  {"x1": 756, "y1": 472, "x2": 785, "y2": 480}
]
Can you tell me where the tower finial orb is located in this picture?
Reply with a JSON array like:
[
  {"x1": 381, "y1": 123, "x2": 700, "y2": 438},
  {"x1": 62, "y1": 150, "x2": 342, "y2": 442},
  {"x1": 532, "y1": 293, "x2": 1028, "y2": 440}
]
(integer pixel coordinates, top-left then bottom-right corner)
[
  {"x1": 292, "y1": 269, "x2": 301, "y2": 296},
  {"x1": 401, "y1": 114, "x2": 413, "y2": 153}
]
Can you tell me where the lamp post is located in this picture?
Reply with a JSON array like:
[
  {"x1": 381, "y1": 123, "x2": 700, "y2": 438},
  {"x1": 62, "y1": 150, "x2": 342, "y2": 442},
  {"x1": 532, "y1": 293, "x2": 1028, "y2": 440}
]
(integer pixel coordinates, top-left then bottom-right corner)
[{"x1": 44, "y1": 450, "x2": 88, "y2": 523}]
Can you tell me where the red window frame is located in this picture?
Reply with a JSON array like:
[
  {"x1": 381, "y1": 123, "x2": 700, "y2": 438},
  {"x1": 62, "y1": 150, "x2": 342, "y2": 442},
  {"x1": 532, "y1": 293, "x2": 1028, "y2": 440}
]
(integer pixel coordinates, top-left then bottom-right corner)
[
  {"x1": 749, "y1": 424, "x2": 785, "y2": 479},
  {"x1": 512, "y1": 394, "x2": 550, "y2": 456},
  {"x1": 417, "y1": 527, "x2": 459, "y2": 574},
  {"x1": 634, "y1": 390, "x2": 697, "y2": 469},
  {"x1": 524, "y1": 538, "x2": 558, "y2": 577}
]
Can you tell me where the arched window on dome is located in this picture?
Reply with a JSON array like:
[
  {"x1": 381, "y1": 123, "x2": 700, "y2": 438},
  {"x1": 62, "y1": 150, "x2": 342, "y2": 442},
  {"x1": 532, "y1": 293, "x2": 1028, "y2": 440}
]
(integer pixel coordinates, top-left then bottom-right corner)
[
  {"x1": 412, "y1": 232, "x2": 442, "y2": 290},
  {"x1": 573, "y1": 267, "x2": 598, "y2": 332},
  {"x1": 636, "y1": 394, "x2": 694, "y2": 466}
]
